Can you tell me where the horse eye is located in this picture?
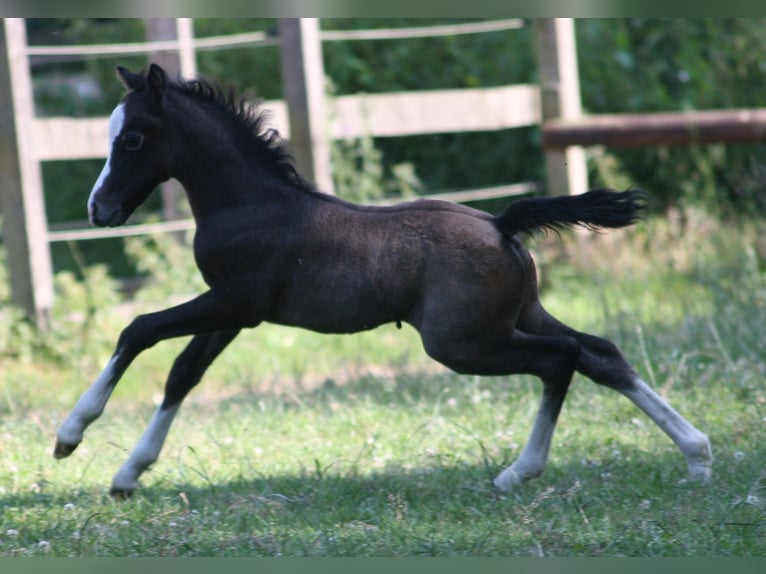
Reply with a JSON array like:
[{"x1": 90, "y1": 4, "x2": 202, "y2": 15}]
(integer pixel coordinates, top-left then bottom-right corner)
[{"x1": 123, "y1": 132, "x2": 144, "y2": 151}]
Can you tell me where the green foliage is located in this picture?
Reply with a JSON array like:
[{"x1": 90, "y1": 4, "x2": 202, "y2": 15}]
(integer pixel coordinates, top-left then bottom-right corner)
[
  {"x1": 577, "y1": 19, "x2": 766, "y2": 214},
  {"x1": 28, "y1": 19, "x2": 148, "y2": 117},
  {"x1": 578, "y1": 19, "x2": 766, "y2": 113},
  {"x1": 320, "y1": 18, "x2": 534, "y2": 94},
  {"x1": 0, "y1": 246, "x2": 37, "y2": 363},
  {"x1": 0, "y1": 259, "x2": 122, "y2": 370},
  {"x1": 193, "y1": 19, "x2": 283, "y2": 100},
  {"x1": 330, "y1": 133, "x2": 421, "y2": 203},
  {"x1": 123, "y1": 230, "x2": 206, "y2": 304},
  {"x1": 322, "y1": 19, "x2": 539, "y2": 196}
]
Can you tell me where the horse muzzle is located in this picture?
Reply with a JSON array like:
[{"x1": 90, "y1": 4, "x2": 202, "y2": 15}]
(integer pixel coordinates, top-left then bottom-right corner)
[{"x1": 89, "y1": 202, "x2": 128, "y2": 227}]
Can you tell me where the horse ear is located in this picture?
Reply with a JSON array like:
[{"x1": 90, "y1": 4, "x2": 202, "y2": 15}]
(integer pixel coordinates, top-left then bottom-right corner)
[
  {"x1": 116, "y1": 66, "x2": 144, "y2": 91},
  {"x1": 146, "y1": 63, "x2": 167, "y2": 100}
]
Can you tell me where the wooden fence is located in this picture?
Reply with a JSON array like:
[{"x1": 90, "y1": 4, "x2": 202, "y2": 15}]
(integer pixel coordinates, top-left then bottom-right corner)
[
  {"x1": 16, "y1": 19, "x2": 766, "y2": 328},
  {"x1": 3, "y1": 18, "x2": 590, "y2": 328},
  {"x1": 9, "y1": 18, "x2": 766, "y2": 327}
]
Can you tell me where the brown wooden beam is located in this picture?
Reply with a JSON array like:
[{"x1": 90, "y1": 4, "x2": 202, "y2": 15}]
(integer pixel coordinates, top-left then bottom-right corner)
[{"x1": 542, "y1": 109, "x2": 766, "y2": 149}]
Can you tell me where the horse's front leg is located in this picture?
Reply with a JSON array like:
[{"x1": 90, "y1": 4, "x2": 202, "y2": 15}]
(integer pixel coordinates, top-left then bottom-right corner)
[
  {"x1": 109, "y1": 329, "x2": 240, "y2": 497},
  {"x1": 54, "y1": 290, "x2": 249, "y2": 459},
  {"x1": 53, "y1": 349, "x2": 134, "y2": 459}
]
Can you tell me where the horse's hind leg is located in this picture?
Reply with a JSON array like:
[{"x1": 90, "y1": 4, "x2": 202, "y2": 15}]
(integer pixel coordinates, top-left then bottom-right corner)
[
  {"x1": 493, "y1": 369, "x2": 574, "y2": 490},
  {"x1": 421, "y1": 329, "x2": 581, "y2": 490},
  {"x1": 577, "y1": 332, "x2": 712, "y2": 482},
  {"x1": 521, "y1": 303, "x2": 713, "y2": 483},
  {"x1": 619, "y1": 375, "x2": 712, "y2": 482},
  {"x1": 110, "y1": 329, "x2": 240, "y2": 497}
]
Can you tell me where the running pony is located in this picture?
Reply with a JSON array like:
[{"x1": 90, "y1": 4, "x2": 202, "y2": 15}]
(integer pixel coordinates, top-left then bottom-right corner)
[{"x1": 54, "y1": 64, "x2": 712, "y2": 496}]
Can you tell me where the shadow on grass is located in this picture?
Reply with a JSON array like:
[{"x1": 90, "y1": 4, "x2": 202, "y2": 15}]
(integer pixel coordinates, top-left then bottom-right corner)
[
  {"x1": 7, "y1": 441, "x2": 759, "y2": 510},
  {"x1": 6, "y1": 449, "x2": 766, "y2": 556},
  {"x1": 3, "y1": 438, "x2": 764, "y2": 556}
]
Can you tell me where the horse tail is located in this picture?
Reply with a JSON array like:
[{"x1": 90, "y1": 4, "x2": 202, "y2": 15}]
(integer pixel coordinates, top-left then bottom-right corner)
[{"x1": 493, "y1": 188, "x2": 648, "y2": 238}]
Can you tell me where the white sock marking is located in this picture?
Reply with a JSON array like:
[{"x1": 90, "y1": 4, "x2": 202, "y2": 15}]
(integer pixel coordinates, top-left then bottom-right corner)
[
  {"x1": 495, "y1": 392, "x2": 559, "y2": 491},
  {"x1": 56, "y1": 354, "x2": 121, "y2": 447},
  {"x1": 620, "y1": 376, "x2": 712, "y2": 480},
  {"x1": 494, "y1": 376, "x2": 713, "y2": 491},
  {"x1": 111, "y1": 404, "x2": 180, "y2": 493}
]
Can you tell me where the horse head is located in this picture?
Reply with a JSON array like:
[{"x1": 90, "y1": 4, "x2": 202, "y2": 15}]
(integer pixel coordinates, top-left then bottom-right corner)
[{"x1": 87, "y1": 64, "x2": 175, "y2": 227}]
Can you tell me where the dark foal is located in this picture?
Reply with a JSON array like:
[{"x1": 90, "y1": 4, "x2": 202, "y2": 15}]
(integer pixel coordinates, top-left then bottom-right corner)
[{"x1": 54, "y1": 64, "x2": 712, "y2": 496}]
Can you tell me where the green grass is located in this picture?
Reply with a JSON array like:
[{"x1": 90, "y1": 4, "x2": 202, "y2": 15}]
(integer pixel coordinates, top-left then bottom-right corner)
[{"x1": 1, "y1": 213, "x2": 766, "y2": 556}]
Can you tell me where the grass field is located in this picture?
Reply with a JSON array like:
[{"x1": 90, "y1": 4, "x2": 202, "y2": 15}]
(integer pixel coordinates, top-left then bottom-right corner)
[{"x1": 1, "y1": 212, "x2": 765, "y2": 557}]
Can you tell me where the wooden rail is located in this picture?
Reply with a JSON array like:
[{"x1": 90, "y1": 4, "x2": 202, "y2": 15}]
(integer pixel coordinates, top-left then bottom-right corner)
[
  {"x1": 46, "y1": 182, "x2": 540, "y2": 243},
  {"x1": 25, "y1": 19, "x2": 525, "y2": 64},
  {"x1": 30, "y1": 84, "x2": 540, "y2": 161},
  {"x1": 542, "y1": 108, "x2": 766, "y2": 149}
]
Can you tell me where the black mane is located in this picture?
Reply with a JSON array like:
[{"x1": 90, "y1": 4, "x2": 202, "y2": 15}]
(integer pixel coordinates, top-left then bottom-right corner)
[{"x1": 170, "y1": 76, "x2": 317, "y2": 193}]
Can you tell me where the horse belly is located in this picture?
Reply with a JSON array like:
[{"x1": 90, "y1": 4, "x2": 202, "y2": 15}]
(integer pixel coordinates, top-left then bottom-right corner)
[
  {"x1": 266, "y1": 264, "x2": 415, "y2": 334},
  {"x1": 268, "y1": 286, "x2": 405, "y2": 334}
]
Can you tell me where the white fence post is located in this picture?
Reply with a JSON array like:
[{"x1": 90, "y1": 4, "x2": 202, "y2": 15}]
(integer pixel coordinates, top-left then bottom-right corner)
[
  {"x1": 176, "y1": 18, "x2": 197, "y2": 79},
  {"x1": 278, "y1": 18, "x2": 335, "y2": 195},
  {"x1": 534, "y1": 18, "x2": 588, "y2": 196},
  {"x1": 0, "y1": 18, "x2": 53, "y2": 329},
  {"x1": 144, "y1": 18, "x2": 197, "y2": 223}
]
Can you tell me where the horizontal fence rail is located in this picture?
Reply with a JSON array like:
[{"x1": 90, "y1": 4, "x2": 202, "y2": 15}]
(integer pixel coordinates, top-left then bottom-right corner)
[
  {"x1": 542, "y1": 108, "x2": 766, "y2": 148},
  {"x1": 46, "y1": 182, "x2": 540, "y2": 243},
  {"x1": 25, "y1": 30, "x2": 279, "y2": 61},
  {"x1": 47, "y1": 218, "x2": 196, "y2": 243},
  {"x1": 32, "y1": 84, "x2": 540, "y2": 161},
  {"x1": 319, "y1": 19, "x2": 525, "y2": 41},
  {"x1": 331, "y1": 85, "x2": 539, "y2": 138},
  {"x1": 26, "y1": 19, "x2": 525, "y2": 64}
]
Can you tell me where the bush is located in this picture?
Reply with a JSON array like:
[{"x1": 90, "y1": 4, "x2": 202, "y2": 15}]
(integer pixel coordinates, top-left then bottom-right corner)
[{"x1": 577, "y1": 19, "x2": 766, "y2": 215}]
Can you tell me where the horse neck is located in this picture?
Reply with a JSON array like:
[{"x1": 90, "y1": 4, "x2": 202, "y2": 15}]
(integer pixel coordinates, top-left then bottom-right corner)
[{"x1": 167, "y1": 101, "x2": 294, "y2": 221}]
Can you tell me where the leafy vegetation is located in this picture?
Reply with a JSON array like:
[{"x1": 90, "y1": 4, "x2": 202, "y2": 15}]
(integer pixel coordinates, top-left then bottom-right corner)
[{"x1": 578, "y1": 18, "x2": 766, "y2": 215}]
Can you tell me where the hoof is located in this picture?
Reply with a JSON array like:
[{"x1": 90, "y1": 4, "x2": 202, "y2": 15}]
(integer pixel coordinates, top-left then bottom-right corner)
[
  {"x1": 687, "y1": 439, "x2": 713, "y2": 483},
  {"x1": 109, "y1": 487, "x2": 135, "y2": 500},
  {"x1": 494, "y1": 468, "x2": 526, "y2": 491},
  {"x1": 688, "y1": 463, "x2": 713, "y2": 484},
  {"x1": 53, "y1": 441, "x2": 79, "y2": 459}
]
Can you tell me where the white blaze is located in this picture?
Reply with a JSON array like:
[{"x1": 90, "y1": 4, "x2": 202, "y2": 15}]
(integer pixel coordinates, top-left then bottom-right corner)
[{"x1": 87, "y1": 103, "x2": 126, "y2": 222}]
